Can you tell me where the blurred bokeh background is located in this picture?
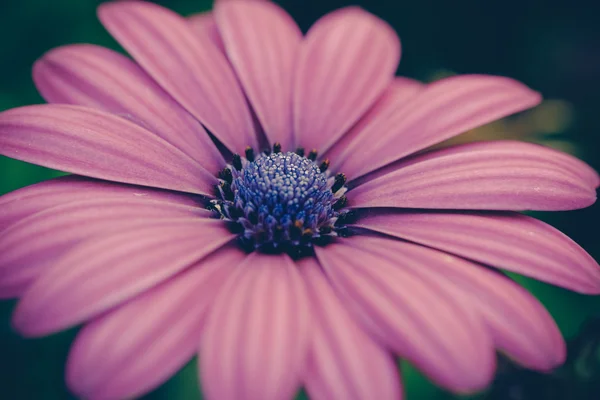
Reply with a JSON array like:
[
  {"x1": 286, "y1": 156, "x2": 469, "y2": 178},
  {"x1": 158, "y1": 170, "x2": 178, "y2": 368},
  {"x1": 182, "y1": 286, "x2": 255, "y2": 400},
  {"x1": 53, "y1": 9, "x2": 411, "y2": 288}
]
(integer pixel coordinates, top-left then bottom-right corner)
[{"x1": 1, "y1": 0, "x2": 599, "y2": 398}]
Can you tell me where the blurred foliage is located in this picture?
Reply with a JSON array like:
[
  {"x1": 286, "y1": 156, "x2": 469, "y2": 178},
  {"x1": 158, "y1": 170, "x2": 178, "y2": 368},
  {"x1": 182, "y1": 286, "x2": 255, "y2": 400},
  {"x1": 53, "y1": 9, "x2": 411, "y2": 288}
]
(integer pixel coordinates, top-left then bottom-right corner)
[{"x1": 0, "y1": 0, "x2": 599, "y2": 399}]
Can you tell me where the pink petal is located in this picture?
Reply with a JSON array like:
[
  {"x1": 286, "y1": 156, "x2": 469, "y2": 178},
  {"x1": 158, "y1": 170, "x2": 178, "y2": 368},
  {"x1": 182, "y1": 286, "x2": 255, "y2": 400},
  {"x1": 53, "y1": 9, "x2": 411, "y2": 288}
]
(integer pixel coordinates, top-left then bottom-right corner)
[
  {"x1": 215, "y1": 1, "x2": 302, "y2": 150},
  {"x1": 299, "y1": 257, "x2": 403, "y2": 400},
  {"x1": 347, "y1": 141, "x2": 597, "y2": 211},
  {"x1": 200, "y1": 252, "x2": 309, "y2": 400},
  {"x1": 98, "y1": 1, "x2": 258, "y2": 153},
  {"x1": 353, "y1": 210, "x2": 600, "y2": 294},
  {"x1": 189, "y1": 0, "x2": 271, "y2": 52},
  {"x1": 13, "y1": 218, "x2": 234, "y2": 336},
  {"x1": 359, "y1": 235, "x2": 565, "y2": 371},
  {"x1": 0, "y1": 104, "x2": 217, "y2": 195},
  {"x1": 33, "y1": 44, "x2": 225, "y2": 173},
  {"x1": 66, "y1": 245, "x2": 244, "y2": 400},
  {"x1": 335, "y1": 75, "x2": 542, "y2": 180},
  {"x1": 326, "y1": 77, "x2": 423, "y2": 171},
  {"x1": 0, "y1": 176, "x2": 201, "y2": 231},
  {"x1": 315, "y1": 238, "x2": 496, "y2": 393},
  {"x1": 354, "y1": 139, "x2": 600, "y2": 190},
  {"x1": 0, "y1": 197, "x2": 210, "y2": 299},
  {"x1": 187, "y1": 12, "x2": 225, "y2": 53},
  {"x1": 293, "y1": 7, "x2": 400, "y2": 153},
  {"x1": 187, "y1": 4, "x2": 269, "y2": 53}
]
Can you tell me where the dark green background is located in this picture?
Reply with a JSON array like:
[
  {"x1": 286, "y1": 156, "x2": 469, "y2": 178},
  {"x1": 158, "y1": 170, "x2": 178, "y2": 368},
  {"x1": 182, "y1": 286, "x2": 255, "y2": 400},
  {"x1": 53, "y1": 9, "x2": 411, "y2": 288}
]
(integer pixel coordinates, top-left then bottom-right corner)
[{"x1": 1, "y1": 0, "x2": 599, "y2": 398}]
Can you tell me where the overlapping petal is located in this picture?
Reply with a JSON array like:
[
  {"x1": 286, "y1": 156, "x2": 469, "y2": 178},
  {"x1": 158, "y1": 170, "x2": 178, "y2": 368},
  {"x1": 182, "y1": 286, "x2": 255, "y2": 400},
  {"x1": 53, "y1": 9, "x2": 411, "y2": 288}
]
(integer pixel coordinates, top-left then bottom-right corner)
[
  {"x1": 98, "y1": 1, "x2": 258, "y2": 153},
  {"x1": 0, "y1": 176, "x2": 202, "y2": 230},
  {"x1": 332, "y1": 75, "x2": 542, "y2": 180},
  {"x1": 293, "y1": 7, "x2": 400, "y2": 153},
  {"x1": 215, "y1": 0, "x2": 301, "y2": 149},
  {"x1": 326, "y1": 77, "x2": 423, "y2": 171},
  {"x1": 359, "y1": 235, "x2": 565, "y2": 370},
  {"x1": 66, "y1": 245, "x2": 245, "y2": 400},
  {"x1": 348, "y1": 141, "x2": 597, "y2": 211},
  {"x1": 33, "y1": 44, "x2": 225, "y2": 172},
  {"x1": 187, "y1": 12, "x2": 225, "y2": 53},
  {"x1": 353, "y1": 140, "x2": 600, "y2": 189},
  {"x1": 353, "y1": 210, "x2": 600, "y2": 294},
  {"x1": 300, "y1": 257, "x2": 402, "y2": 400},
  {"x1": 315, "y1": 238, "x2": 496, "y2": 393},
  {"x1": 13, "y1": 219, "x2": 235, "y2": 336},
  {"x1": 0, "y1": 105, "x2": 217, "y2": 195},
  {"x1": 200, "y1": 253, "x2": 309, "y2": 400},
  {"x1": 0, "y1": 197, "x2": 209, "y2": 298}
]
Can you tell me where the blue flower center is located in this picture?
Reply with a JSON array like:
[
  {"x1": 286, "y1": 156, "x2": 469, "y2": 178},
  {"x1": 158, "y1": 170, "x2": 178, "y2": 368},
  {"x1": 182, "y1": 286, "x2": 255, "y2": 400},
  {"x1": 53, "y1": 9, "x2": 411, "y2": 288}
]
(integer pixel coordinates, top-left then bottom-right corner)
[{"x1": 211, "y1": 147, "x2": 350, "y2": 253}]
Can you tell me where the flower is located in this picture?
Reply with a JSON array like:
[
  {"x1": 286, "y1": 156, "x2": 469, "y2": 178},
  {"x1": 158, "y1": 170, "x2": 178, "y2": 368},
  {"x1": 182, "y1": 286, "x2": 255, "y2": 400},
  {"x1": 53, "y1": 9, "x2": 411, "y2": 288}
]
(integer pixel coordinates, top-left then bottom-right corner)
[{"x1": 0, "y1": 0, "x2": 599, "y2": 399}]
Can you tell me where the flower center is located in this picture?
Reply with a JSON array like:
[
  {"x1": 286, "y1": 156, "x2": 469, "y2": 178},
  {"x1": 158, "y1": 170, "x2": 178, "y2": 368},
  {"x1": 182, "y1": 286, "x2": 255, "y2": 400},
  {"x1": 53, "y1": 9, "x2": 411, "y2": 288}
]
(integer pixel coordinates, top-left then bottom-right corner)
[{"x1": 210, "y1": 144, "x2": 350, "y2": 254}]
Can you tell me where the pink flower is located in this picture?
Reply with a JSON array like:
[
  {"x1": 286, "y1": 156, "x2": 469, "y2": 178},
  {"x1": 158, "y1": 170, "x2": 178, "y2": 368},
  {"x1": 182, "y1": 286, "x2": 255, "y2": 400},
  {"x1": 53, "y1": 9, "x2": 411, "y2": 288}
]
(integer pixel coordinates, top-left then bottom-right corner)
[{"x1": 0, "y1": 1, "x2": 598, "y2": 399}]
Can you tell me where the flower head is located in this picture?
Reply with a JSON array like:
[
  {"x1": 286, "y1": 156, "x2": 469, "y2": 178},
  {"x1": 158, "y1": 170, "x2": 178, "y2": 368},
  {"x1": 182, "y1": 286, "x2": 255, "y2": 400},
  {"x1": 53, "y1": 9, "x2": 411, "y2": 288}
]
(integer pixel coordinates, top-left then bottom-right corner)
[
  {"x1": 213, "y1": 149, "x2": 346, "y2": 252},
  {"x1": 0, "y1": 1, "x2": 599, "y2": 399}
]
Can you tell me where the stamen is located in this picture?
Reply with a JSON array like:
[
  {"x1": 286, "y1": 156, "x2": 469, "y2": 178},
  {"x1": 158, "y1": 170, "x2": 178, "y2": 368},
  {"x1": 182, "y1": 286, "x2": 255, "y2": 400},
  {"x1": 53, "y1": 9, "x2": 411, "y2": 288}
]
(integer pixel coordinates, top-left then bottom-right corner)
[
  {"x1": 319, "y1": 225, "x2": 333, "y2": 234},
  {"x1": 319, "y1": 159, "x2": 330, "y2": 173},
  {"x1": 232, "y1": 154, "x2": 242, "y2": 171},
  {"x1": 219, "y1": 168, "x2": 233, "y2": 184},
  {"x1": 335, "y1": 210, "x2": 356, "y2": 226},
  {"x1": 301, "y1": 228, "x2": 314, "y2": 242},
  {"x1": 273, "y1": 225, "x2": 285, "y2": 241},
  {"x1": 337, "y1": 227, "x2": 352, "y2": 238},
  {"x1": 290, "y1": 221, "x2": 303, "y2": 241},
  {"x1": 273, "y1": 142, "x2": 282, "y2": 154},
  {"x1": 332, "y1": 173, "x2": 346, "y2": 193},
  {"x1": 219, "y1": 181, "x2": 234, "y2": 200},
  {"x1": 333, "y1": 195, "x2": 347, "y2": 211},
  {"x1": 295, "y1": 147, "x2": 305, "y2": 157},
  {"x1": 308, "y1": 149, "x2": 318, "y2": 161},
  {"x1": 245, "y1": 146, "x2": 255, "y2": 162},
  {"x1": 206, "y1": 202, "x2": 219, "y2": 214},
  {"x1": 227, "y1": 206, "x2": 243, "y2": 219}
]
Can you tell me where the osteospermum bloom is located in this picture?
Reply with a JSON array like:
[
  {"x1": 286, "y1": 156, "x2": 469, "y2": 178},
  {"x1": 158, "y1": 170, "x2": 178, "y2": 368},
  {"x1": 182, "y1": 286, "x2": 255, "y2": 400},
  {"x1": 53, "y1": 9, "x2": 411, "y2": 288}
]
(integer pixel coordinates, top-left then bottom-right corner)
[{"x1": 1, "y1": 0, "x2": 599, "y2": 399}]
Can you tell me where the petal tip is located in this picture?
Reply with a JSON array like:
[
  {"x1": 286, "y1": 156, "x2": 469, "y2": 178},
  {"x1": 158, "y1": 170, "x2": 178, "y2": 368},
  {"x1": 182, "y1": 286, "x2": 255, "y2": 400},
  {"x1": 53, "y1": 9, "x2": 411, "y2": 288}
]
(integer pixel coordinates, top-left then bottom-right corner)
[
  {"x1": 97, "y1": 0, "x2": 156, "y2": 22},
  {"x1": 96, "y1": 0, "x2": 117, "y2": 18},
  {"x1": 575, "y1": 279, "x2": 600, "y2": 295},
  {"x1": 579, "y1": 189, "x2": 597, "y2": 209},
  {"x1": 11, "y1": 306, "x2": 43, "y2": 338},
  {"x1": 529, "y1": 89, "x2": 544, "y2": 105},
  {"x1": 31, "y1": 56, "x2": 48, "y2": 80},
  {"x1": 548, "y1": 341, "x2": 568, "y2": 370},
  {"x1": 512, "y1": 334, "x2": 567, "y2": 372},
  {"x1": 509, "y1": 80, "x2": 543, "y2": 110},
  {"x1": 446, "y1": 360, "x2": 496, "y2": 395}
]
